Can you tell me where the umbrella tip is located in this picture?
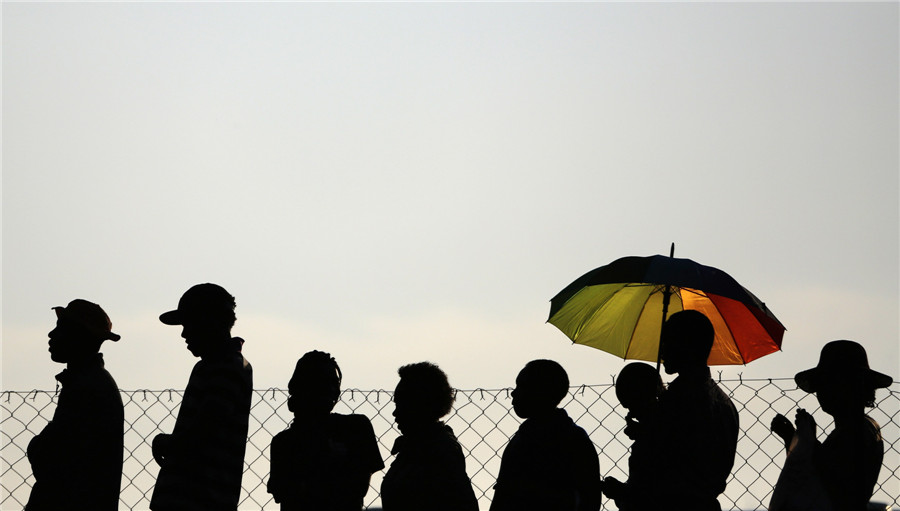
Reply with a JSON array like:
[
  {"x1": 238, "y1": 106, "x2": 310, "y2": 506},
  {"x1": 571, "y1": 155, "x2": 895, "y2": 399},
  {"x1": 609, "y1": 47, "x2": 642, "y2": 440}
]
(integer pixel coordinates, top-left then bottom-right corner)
[{"x1": 669, "y1": 243, "x2": 675, "y2": 257}]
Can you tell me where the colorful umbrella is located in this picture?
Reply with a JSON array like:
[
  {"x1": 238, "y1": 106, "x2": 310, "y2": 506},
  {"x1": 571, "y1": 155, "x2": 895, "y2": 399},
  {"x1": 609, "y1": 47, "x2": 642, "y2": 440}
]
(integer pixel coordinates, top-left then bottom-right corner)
[{"x1": 548, "y1": 252, "x2": 785, "y2": 366}]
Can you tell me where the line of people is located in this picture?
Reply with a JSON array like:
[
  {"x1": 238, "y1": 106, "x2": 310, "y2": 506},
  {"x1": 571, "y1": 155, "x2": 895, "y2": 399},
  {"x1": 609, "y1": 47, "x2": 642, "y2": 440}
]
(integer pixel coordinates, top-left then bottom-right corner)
[{"x1": 23, "y1": 283, "x2": 893, "y2": 511}]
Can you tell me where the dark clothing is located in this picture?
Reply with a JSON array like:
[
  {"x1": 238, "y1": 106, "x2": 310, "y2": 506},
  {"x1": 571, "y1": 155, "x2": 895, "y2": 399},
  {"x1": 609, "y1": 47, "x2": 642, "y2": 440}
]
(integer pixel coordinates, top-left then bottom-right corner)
[
  {"x1": 381, "y1": 422, "x2": 479, "y2": 511},
  {"x1": 490, "y1": 408, "x2": 601, "y2": 511},
  {"x1": 817, "y1": 416, "x2": 884, "y2": 511},
  {"x1": 26, "y1": 354, "x2": 124, "y2": 511},
  {"x1": 654, "y1": 369, "x2": 739, "y2": 511},
  {"x1": 150, "y1": 339, "x2": 253, "y2": 511},
  {"x1": 612, "y1": 410, "x2": 660, "y2": 511},
  {"x1": 267, "y1": 413, "x2": 384, "y2": 511}
]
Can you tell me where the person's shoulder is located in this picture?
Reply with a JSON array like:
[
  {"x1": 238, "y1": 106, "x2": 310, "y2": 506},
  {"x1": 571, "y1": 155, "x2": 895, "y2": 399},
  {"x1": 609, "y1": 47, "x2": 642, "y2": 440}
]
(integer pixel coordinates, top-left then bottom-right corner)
[
  {"x1": 340, "y1": 412, "x2": 375, "y2": 427},
  {"x1": 568, "y1": 419, "x2": 591, "y2": 439},
  {"x1": 430, "y1": 428, "x2": 466, "y2": 461},
  {"x1": 558, "y1": 416, "x2": 594, "y2": 451},
  {"x1": 430, "y1": 424, "x2": 463, "y2": 448},
  {"x1": 329, "y1": 413, "x2": 373, "y2": 431},
  {"x1": 863, "y1": 415, "x2": 883, "y2": 440},
  {"x1": 272, "y1": 427, "x2": 293, "y2": 445},
  {"x1": 710, "y1": 380, "x2": 737, "y2": 408}
]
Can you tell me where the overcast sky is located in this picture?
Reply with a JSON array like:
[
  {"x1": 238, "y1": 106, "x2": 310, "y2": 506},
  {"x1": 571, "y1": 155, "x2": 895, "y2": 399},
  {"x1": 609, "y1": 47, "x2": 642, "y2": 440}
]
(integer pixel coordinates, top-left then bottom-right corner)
[{"x1": 3, "y1": 2, "x2": 898, "y2": 393}]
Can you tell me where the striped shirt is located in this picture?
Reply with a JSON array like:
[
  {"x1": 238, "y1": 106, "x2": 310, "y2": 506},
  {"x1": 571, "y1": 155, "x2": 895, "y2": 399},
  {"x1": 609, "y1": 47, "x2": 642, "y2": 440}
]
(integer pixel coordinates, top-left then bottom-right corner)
[{"x1": 150, "y1": 338, "x2": 253, "y2": 511}]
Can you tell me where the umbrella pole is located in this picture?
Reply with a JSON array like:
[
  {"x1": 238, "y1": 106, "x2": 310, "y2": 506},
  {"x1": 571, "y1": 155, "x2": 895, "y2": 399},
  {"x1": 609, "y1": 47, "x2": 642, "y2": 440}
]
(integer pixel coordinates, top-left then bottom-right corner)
[
  {"x1": 656, "y1": 284, "x2": 671, "y2": 371},
  {"x1": 656, "y1": 243, "x2": 676, "y2": 371}
]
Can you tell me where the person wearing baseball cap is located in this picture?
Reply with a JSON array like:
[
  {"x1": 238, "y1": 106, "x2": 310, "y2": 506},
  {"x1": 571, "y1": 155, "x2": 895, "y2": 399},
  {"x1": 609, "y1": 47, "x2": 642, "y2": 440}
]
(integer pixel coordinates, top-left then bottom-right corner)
[
  {"x1": 25, "y1": 300, "x2": 124, "y2": 511},
  {"x1": 770, "y1": 340, "x2": 893, "y2": 511},
  {"x1": 150, "y1": 283, "x2": 253, "y2": 511}
]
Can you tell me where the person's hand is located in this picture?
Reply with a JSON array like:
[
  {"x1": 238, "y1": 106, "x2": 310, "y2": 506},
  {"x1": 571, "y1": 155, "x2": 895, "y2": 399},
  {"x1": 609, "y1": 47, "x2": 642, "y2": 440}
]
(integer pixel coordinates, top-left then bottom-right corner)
[
  {"x1": 771, "y1": 413, "x2": 795, "y2": 443},
  {"x1": 794, "y1": 408, "x2": 816, "y2": 439},
  {"x1": 152, "y1": 434, "x2": 172, "y2": 466},
  {"x1": 601, "y1": 476, "x2": 626, "y2": 500},
  {"x1": 623, "y1": 413, "x2": 644, "y2": 440}
]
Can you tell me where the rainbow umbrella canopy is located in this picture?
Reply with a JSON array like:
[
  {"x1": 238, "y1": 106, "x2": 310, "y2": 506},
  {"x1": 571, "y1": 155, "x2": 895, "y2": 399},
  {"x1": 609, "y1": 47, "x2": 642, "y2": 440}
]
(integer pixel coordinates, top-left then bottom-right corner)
[{"x1": 548, "y1": 253, "x2": 785, "y2": 366}]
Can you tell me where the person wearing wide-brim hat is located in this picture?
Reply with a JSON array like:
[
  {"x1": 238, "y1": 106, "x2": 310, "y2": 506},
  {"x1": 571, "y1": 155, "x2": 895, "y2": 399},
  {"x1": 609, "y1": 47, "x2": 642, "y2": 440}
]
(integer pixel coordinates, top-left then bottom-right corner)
[
  {"x1": 770, "y1": 340, "x2": 893, "y2": 511},
  {"x1": 25, "y1": 300, "x2": 124, "y2": 511}
]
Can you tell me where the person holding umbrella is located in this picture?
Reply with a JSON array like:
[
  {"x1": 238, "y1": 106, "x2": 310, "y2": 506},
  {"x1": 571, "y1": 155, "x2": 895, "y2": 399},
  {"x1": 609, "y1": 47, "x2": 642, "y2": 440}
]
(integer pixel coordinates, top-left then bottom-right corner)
[
  {"x1": 769, "y1": 340, "x2": 893, "y2": 511},
  {"x1": 654, "y1": 310, "x2": 739, "y2": 511}
]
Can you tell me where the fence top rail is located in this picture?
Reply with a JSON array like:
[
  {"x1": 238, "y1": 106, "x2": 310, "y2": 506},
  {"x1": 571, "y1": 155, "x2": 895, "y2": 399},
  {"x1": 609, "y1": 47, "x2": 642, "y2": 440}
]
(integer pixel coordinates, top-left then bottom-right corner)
[{"x1": 3, "y1": 377, "x2": 899, "y2": 396}]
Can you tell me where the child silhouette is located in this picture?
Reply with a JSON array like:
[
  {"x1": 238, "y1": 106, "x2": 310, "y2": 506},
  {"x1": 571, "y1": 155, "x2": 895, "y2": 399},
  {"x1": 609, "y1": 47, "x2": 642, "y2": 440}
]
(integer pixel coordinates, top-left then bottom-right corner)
[{"x1": 601, "y1": 362, "x2": 663, "y2": 511}]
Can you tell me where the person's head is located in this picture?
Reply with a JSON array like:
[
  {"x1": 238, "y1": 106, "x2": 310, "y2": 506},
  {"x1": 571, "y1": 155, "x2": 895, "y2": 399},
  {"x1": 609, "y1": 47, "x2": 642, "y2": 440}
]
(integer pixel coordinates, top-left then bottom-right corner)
[
  {"x1": 159, "y1": 283, "x2": 236, "y2": 357},
  {"x1": 795, "y1": 340, "x2": 892, "y2": 417},
  {"x1": 511, "y1": 359, "x2": 569, "y2": 419},
  {"x1": 660, "y1": 310, "x2": 715, "y2": 375},
  {"x1": 392, "y1": 362, "x2": 454, "y2": 434},
  {"x1": 48, "y1": 300, "x2": 120, "y2": 364},
  {"x1": 287, "y1": 350, "x2": 343, "y2": 418},
  {"x1": 615, "y1": 362, "x2": 663, "y2": 413}
]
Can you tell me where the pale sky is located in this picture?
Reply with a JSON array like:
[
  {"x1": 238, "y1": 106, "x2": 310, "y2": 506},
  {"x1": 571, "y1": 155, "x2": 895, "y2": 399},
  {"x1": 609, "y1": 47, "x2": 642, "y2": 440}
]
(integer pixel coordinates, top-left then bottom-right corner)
[{"x1": 3, "y1": 2, "x2": 898, "y2": 393}]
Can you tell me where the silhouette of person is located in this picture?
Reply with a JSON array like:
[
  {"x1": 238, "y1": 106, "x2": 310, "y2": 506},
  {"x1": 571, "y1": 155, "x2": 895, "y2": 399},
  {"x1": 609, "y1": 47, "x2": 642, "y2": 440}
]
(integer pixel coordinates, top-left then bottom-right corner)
[
  {"x1": 654, "y1": 310, "x2": 739, "y2": 511},
  {"x1": 769, "y1": 340, "x2": 893, "y2": 511},
  {"x1": 150, "y1": 283, "x2": 253, "y2": 511},
  {"x1": 25, "y1": 300, "x2": 124, "y2": 511},
  {"x1": 267, "y1": 350, "x2": 384, "y2": 510},
  {"x1": 490, "y1": 359, "x2": 602, "y2": 511},
  {"x1": 601, "y1": 362, "x2": 664, "y2": 511},
  {"x1": 381, "y1": 362, "x2": 479, "y2": 511}
]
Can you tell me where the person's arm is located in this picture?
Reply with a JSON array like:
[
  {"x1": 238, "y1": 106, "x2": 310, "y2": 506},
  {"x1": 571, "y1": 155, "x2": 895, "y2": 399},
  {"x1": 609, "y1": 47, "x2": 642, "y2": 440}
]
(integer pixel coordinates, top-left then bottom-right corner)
[
  {"x1": 352, "y1": 416, "x2": 384, "y2": 500},
  {"x1": 27, "y1": 420, "x2": 62, "y2": 482},
  {"x1": 428, "y1": 437, "x2": 480, "y2": 511},
  {"x1": 267, "y1": 433, "x2": 286, "y2": 503},
  {"x1": 575, "y1": 434, "x2": 602, "y2": 511}
]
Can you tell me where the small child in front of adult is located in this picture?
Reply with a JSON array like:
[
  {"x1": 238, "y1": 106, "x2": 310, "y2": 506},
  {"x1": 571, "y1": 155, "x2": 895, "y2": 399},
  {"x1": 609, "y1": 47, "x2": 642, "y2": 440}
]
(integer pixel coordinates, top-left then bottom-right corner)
[
  {"x1": 267, "y1": 351, "x2": 384, "y2": 511},
  {"x1": 601, "y1": 362, "x2": 664, "y2": 511}
]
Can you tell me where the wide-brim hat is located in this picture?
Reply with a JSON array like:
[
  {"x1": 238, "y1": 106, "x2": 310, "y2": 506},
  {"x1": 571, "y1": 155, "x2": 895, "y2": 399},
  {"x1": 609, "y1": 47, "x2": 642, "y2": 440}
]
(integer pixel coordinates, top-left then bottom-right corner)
[
  {"x1": 53, "y1": 299, "x2": 121, "y2": 342},
  {"x1": 160, "y1": 283, "x2": 235, "y2": 325},
  {"x1": 795, "y1": 340, "x2": 892, "y2": 393}
]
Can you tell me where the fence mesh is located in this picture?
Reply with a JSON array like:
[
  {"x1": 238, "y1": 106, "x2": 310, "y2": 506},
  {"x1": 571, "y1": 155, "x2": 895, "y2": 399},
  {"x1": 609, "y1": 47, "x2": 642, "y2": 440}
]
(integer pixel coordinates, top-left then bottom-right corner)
[{"x1": 2, "y1": 379, "x2": 898, "y2": 510}]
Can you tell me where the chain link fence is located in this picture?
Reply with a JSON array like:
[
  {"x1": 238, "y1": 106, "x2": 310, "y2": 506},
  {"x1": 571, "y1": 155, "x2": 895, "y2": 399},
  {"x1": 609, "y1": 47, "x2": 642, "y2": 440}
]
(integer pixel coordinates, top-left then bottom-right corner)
[{"x1": 2, "y1": 379, "x2": 898, "y2": 510}]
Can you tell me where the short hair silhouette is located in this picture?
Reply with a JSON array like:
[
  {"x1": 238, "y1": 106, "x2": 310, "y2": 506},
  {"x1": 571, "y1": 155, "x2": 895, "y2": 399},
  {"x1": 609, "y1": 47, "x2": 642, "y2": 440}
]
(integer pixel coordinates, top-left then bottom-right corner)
[
  {"x1": 521, "y1": 359, "x2": 570, "y2": 408},
  {"x1": 396, "y1": 362, "x2": 454, "y2": 420},
  {"x1": 662, "y1": 310, "x2": 715, "y2": 364},
  {"x1": 615, "y1": 362, "x2": 663, "y2": 410}
]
